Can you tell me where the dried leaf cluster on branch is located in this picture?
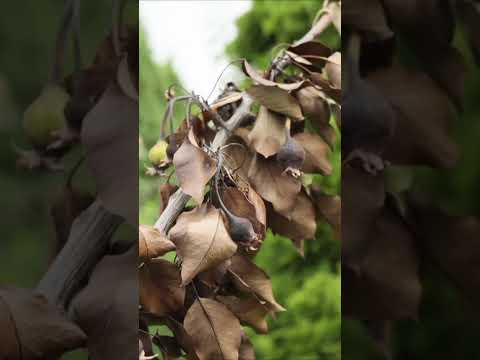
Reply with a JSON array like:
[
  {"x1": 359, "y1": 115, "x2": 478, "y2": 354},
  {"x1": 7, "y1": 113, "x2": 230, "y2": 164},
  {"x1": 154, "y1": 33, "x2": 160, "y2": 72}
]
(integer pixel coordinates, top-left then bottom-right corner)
[
  {"x1": 139, "y1": 1, "x2": 341, "y2": 359},
  {"x1": 343, "y1": 0, "x2": 480, "y2": 356},
  {"x1": 4, "y1": 0, "x2": 140, "y2": 358}
]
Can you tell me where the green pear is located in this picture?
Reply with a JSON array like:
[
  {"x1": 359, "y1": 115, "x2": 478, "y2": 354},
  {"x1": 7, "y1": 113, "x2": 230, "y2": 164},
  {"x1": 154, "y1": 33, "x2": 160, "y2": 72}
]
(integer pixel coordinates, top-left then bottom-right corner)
[
  {"x1": 148, "y1": 140, "x2": 168, "y2": 166},
  {"x1": 23, "y1": 84, "x2": 70, "y2": 147}
]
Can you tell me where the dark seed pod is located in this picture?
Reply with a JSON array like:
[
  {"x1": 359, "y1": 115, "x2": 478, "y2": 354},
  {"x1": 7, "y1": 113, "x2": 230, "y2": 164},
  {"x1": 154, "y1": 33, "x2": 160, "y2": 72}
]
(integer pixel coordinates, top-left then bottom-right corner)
[
  {"x1": 215, "y1": 154, "x2": 260, "y2": 251},
  {"x1": 225, "y1": 213, "x2": 259, "y2": 249},
  {"x1": 276, "y1": 119, "x2": 305, "y2": 177}
]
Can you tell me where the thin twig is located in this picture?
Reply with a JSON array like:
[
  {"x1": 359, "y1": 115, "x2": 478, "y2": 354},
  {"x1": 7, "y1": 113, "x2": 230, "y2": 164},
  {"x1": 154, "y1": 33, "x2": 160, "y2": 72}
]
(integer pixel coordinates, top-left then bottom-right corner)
[
  {"x1": 154, "y1": 94, "x2": 254, "y2": 234},
  {"x1": 51, "y1": 0, "x2": 75, "y2": 83},
  {"x1": 269, "y1": 3, "x2": 333, "y2": 81},
  {"x1": 72, "y1": 0, "x2": 82, "y2": 71}
]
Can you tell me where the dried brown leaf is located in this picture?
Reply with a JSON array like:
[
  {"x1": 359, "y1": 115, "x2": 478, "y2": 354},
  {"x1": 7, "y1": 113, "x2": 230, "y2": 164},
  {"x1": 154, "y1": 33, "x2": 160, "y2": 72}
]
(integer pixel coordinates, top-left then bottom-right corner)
[
  {"x1": 343, "y1": 203, "x2": 422, "y2": 320},
  {"x1": 229, "y1": 254, "x2": 285, "y2": 313},
  {"x1": 173, "y1": 138, "x2": 216, "y2": 204},
  {"x1": 267, "y1": 191, "x2": 317, "y2": 243},
  {"x1": 247, "y1": 85, "x2": 304, "y2": 121},
  {"x1": 184, "y1": 298, "x2": 242, "y2": 360},
  {"x1": 247, "y1": 106, "x2": 286, "y2": 158},
  {"x1": 294, "y1": 132, "x2": 332, "y2": 175},
  {"x1": 217, "y1": 296, "x2": 269, "y2": 334},
  {"x1": 69, "y1": 248, "x2": 137, "y2": 360},
  {"x1": 139, "y1": 258, "x2": 185, "y2": 316},
  {"x1": 139, "y1": 225, "x2": 175, "y2": 261},
  {"x1": 81, "y1": 83, "x2": 138, "y2": 225},
  {"x1": 248, "y1": 154, "x2": 301, "y2": 215},
  {"x1": 0, "y1": 287, "x2": 85, "y2": 359},
  {"x1": 169, "y1": 204, "x2": 238, "y2": 286}
]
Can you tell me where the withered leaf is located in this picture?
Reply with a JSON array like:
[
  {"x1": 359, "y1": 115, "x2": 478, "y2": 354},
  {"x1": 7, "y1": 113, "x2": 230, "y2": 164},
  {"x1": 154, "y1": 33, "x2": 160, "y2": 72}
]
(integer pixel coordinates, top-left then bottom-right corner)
[
  {"x1": 0, "y1": 287, "x2": 86, "y2": 359},
  {"x1": 417, "y1": 45, "x2": 466, "y2": 111},
  {"x1": 248, "y1": 154, "x2": 301, "y2": 215},
  {"x1": 139, "y1": 224, "x2": 175, "y2": 261},
  {"x1": 222, "y1": 186, "x2": 266, "y2": 240},
  {"x1": 210, "y1": 92, "x2": 243, "y2": 111},
  {"x1": 198, "y1": 259, "x2": 231, "y2": 289},
  {"x1": 229, "y1": 254, "x2": 285, "y2": 313},
  {"x1": 325, "y1": 52, "x2": 341, "y2": 89},
  {"x1": 247, "y1": 85, "x2": 304, "y2": 121},
  {"x1": 410, "y1": 196, "x2": 480, "y2": 307},
  {"x1": 368, "y1": 64, "x2": 459, "y2": 168},
  {"x1": 217, "y1": 296, "x2": 270, "y2": 334},
  {"x1": 184, "y1": 298, "x2": 242, "y2": 360},
  {"x1": 247, "y1": 106, "x2": 286, "y2": 158},
  {"x1": 139, "y1": 258, "x2": 185, "y2": 317},
  {"x1": 268, "y1": 191, "x2": 317, "y2": 245},
  {"x1": 239, "y1": 332, "x2": 256, "y2": 360},
  {"x1": 242, "y1": 60, "x2": 304, "y2": 91},
  {"x1": 169, "y1": 204, "x2": 238, "y2": 286},
  {"x1": 287, "y1": 41, "x2": 331, "y2": 69},
  {"x1": 343, "y1": 204, "x2": 421, "y2": 320},
  {"x1": 173, "y1": 138, "x2": 216, "y2": 204},
  {"x1": 165, "y1": 317, "x2": 199, "y2": 360},
  {"x1": 311, "y1": 187, "x2": 341, "y2": 239},
  {"x1": 343, "y1": 0, "x2": 394, "y2": 41},
  {"x1": 383, "y1": 0, "x2": 453, "y2": 46},
  {"x1": 342, "y1": 166, "x2": 385, "y2": 268},
  {"x1": 82, "y1": 83, "x2": 138, "y2": 225},
  {"x1": 69, "y1": 248, "x2": 137, "y2": 360},
  {"x1": 223, "y1": 132, "x2": 255, "y2": 180},
  {"x1": 294, "y1": 132, "x2": 332, "y2": 175},
  {"x1": 310, "y1": 73, "x2": 341, "y2": 103},
  {"x1": 294, "y1": 86, "x2": 330, "y2": 128},
  {"x1": 0, "y1": 296, "x2": 19, "y2": 358}
]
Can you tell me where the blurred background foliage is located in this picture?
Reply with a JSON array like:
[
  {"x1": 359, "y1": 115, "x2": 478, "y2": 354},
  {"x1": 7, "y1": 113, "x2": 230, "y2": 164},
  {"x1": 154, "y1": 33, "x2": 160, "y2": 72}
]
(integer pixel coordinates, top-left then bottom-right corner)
[
  {"x1": 0, "y1": 0, "x2": 113, "y2": 287},
  {"x1": 0, "y1": 2, "x2": 136, "y2": 358},
  {"x1": 140, "y1": 1, "x2": 341, "y2": 359},
  {"x1": 343, "y1": 6, "x2": 480, "y2": 360}
]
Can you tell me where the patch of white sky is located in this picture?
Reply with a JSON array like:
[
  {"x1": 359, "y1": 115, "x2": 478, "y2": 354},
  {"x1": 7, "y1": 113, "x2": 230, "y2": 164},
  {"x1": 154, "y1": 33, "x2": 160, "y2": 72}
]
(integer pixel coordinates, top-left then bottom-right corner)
[{"x1": 140, "y1": 0, "x2": 252, "y2": 100}]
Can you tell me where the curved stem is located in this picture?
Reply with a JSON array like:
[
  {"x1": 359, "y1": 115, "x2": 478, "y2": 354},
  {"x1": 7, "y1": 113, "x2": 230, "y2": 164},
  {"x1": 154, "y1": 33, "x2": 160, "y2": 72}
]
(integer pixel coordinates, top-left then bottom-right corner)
[
  {"x1": 72, "y1": 0, "x2": 82, "y2": 71},
  {"x1": 51, "y1": 0, "x2": 75, "y2": 83},
  {"x1": 214, "y1": 153, "x2": 236, "y2": 220},
  {"x1": 66, "y1": 156, "x2": 85, "y2": 189},
  {"x1": 111, "y1": 0, "x2": 125, "y2": 57}
]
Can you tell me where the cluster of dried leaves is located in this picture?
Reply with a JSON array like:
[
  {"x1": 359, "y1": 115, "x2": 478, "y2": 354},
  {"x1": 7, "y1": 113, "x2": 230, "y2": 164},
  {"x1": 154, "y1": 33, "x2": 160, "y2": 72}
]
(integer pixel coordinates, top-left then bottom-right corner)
[
  {"x1": 343, "y1": 0, "x2": 480, "y2": 356},
  {"x1": 139, "y1": 2, "x2": 341, "y2": 359},
  {"x1": 4, "y1": 2, "x2": 140, "y2": 358}
]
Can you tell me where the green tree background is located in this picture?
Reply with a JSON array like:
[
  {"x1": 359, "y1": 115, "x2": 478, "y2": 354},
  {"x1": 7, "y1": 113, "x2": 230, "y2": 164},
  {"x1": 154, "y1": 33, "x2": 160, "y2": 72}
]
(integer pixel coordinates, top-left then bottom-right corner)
[{"x1": 140, "y1": 1, "x2": 341, "y2": 359}]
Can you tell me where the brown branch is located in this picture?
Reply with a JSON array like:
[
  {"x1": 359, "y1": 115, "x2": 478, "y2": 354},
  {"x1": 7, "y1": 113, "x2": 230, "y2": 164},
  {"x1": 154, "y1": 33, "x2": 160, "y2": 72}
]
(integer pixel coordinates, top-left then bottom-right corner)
[
  {"x1": 154, "y1": 93, "x2": 254, "y2": 234},
  {"x1": 37, "y1": 200, "x2": 122, "y2": 308}
]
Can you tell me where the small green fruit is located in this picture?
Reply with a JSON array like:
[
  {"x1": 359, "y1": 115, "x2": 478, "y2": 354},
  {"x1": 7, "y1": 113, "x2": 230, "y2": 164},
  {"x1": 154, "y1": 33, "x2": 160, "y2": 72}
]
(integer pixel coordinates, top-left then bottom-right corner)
[
  {"x1": 148, "y1": 140, "x2": 168, "y2": 166},
  {"x1": 23, "y1": 84, "x2": 70, "y2": 147}
]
